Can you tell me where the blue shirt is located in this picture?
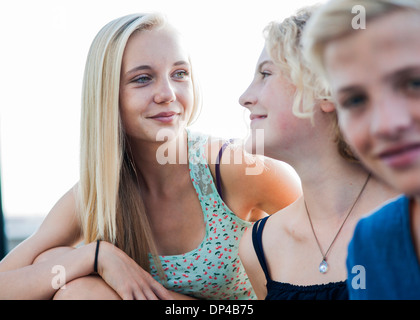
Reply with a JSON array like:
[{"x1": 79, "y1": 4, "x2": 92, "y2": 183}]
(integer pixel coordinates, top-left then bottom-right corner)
[{"x1": 346, "y1": 195, "x2": 420, "y2": 299}]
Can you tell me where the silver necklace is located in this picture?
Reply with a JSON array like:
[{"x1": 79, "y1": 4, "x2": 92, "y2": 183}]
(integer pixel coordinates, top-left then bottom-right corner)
[{"x1": 304, "y1": 173, "x2": 371, "y2": 274}]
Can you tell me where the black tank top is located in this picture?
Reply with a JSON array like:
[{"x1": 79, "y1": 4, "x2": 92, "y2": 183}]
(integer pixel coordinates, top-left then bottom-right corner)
[{"x1": 252, "y1": 216, "x2": 349, "y2": 300}]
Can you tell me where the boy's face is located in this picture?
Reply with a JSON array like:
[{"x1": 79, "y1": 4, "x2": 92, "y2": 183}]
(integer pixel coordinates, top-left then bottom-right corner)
[{"x1": 325, "y1": 10, "x2": 420, "y2": 195}]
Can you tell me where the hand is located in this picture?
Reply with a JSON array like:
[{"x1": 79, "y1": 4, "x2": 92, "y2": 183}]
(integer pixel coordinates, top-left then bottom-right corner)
[{"x1": 96, "y1": 241, "x2": 172, "y2": 300}]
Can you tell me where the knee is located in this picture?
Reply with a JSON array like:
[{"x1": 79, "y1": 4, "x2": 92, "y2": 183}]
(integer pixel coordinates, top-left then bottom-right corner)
[{"x1": 53, "y1": 275, "x2": 121, "y2": 300}]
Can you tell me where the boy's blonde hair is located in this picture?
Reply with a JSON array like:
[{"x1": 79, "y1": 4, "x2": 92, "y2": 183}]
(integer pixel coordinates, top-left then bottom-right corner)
[{"x1": 303, "y1": 0, "x2": 420, "y2": 81}]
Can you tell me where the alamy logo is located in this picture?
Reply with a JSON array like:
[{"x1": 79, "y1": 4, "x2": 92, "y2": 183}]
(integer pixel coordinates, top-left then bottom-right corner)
[
  {"x1": 352, "y1": 5, "x2": 366, "y2": 30},
  {"x1": 51, "y1": 265, "x2": 66, "y2": 290},
  {"x1": 155, "y1": 128, "x2": 265, "y2": 175},
  {"x1": 351, "y1": 265, "x2": 366, "y2": 290}
]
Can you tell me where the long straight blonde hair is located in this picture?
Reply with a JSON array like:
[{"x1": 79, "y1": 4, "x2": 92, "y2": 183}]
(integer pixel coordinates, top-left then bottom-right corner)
[{"x1": 78, "y1": 13, "x2": 201, "y2": 274}]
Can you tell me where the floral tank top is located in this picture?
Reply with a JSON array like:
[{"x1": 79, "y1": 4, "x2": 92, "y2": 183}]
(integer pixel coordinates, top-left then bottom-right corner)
[{"x1": 148, "y1": 130, "x2": 256, "y2": 300}]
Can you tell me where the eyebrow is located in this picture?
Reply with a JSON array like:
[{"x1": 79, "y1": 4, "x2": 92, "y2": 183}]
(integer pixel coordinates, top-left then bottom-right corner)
[
  {"x1": 125, "y1": 60, "x2": 190, "y2": 77},
  {"x1": 337, "y1": 85, "x2": 363, "y2": 96},
  {"x1": 257, "y1": 60, "x2": 274, "y2": 72},
  {"x1": 337, "y1": 66, "x2": 420, "y2": 95},
  {"x1": 384, "y1": 66, "x2": 420, "y2": 83}
]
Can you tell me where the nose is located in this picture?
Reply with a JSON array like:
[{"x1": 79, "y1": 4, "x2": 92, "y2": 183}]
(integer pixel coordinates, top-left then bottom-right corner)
[
  {"x1": 239, "y1": 83, "x2": 257, "y2": 109},
  {"x1": 154, "y1": 77, "x2": 176, "y2": 104},
  {"x1": 371, "y1": 94, "x2": 412, "y2": 139}
]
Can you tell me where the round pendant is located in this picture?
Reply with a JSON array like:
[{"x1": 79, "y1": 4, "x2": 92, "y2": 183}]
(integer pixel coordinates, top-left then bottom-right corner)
[{"x1": 319, "y1": 260, "x2": 328, "y2": 274}]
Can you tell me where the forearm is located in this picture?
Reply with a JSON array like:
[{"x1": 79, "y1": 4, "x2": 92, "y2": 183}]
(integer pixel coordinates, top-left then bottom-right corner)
[{"x1": 0, "y1": 242, "x2": 97, "y2": 300}]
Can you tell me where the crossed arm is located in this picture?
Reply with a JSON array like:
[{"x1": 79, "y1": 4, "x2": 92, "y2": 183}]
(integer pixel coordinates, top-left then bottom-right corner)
[{"x1": 0, "y1": 187, "x2": 177, "y2": 300}]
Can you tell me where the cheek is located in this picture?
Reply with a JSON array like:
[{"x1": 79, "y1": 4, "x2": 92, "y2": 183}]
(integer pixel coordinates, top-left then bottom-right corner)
[
  {"x1": 265, "y1": 108, "x2": 302, "y2": 150},
  {"x1": 119, "y1": 107, "x2": 137, "y2": 137},
  {"x1": 119, "y1": 89, "x2": 147, "y2": 134},
  {"x1": 183, "y1": 83, "x2": 195, "y2": 111},
  {"x1": 271, "y1": 101, "x2": 297, "y2": 131},
  {"x1": 120, "y1": 88, "x2": 140, "y2": 113},
  {"x1": 337, "y1": 112, "x2": 370, "y2": 159},
  {"x1": 411, "y1": 102, "x2": 420, "y2": 125}
]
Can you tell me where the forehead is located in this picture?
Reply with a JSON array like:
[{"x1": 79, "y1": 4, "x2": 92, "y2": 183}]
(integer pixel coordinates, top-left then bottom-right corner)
[
  {"x1": 255, "y1": 46, "x2": 278, "y2": 72},
  {"x1": 258, "y1": 47, "x2": 270, "y2": 63},
  {"x1": 324, "y1": 10, "x2": 420, "y2": 92},
  {"x1": 122, "y1": 26, "x2": 189, "y2": 70}
]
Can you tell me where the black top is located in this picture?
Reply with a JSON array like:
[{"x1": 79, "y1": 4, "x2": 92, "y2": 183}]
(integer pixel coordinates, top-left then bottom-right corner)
[{"x1": 252, "y1": 216, "x2": 349, "y2": 300}]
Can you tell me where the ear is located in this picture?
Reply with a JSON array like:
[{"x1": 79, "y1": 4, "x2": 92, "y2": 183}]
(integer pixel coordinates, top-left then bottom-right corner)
[{"x1": 319, "y1": 99, "x2": 336, "y2": 113}]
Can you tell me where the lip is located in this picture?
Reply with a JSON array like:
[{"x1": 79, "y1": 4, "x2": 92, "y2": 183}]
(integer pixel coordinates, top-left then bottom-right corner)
[
  {"x1": 377, "y1": 143, "x2": 420, "y2": 169},
  {"x1": 250, "y1": 114, "x2": 267, "y2": 121},
  {"x1": 147, "y1": 111, "x2": 179, "y2": 123}
]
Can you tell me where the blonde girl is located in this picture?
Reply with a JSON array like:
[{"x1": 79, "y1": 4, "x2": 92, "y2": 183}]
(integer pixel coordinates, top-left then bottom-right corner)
[
  {"x1": 238, "y1": 6, "x2": 398, "y2": 300},
  {"x1": 0, "y1": 12, "x2": 300, "y2": 300}
]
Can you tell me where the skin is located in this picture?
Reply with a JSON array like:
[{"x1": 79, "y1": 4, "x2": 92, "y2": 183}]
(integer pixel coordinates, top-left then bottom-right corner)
[
  {"x1": 239, "y1": 49, "x2": 311, "y2": 161},
  {"x1": 324, "y1": 9, "x2": 420, "y2": 263},
  {"x1": 238, "y1": 46, "x2": 398, "y2": 299},
  {"x1": 0, "y1": 25, "x2": 301, "y2": 300}
]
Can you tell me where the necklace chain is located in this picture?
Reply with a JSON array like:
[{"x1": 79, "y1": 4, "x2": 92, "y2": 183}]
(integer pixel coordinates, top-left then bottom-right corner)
[{"x1": 304, "y1": 173, "x2": 371, "y2": 273}]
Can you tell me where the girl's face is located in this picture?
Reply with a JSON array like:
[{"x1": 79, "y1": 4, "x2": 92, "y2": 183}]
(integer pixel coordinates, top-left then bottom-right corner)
[
  {"x1": 119, "y1": 25, "x2": 194, "y2": 143},
  {"x1": 325, "y1": 10, "x2": 420, "y2": 195},
  {"x1": 239, "y1": 47, "x2": 311, "y2": 159}
]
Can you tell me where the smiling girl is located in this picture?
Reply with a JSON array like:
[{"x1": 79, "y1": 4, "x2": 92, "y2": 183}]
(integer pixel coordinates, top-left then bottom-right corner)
[
  {"x1": 0, "y1": 13, "x2": 300, "y2": 300},
  {"x1": 238, "y1": 6, "x2": 398, "y2": 300}
]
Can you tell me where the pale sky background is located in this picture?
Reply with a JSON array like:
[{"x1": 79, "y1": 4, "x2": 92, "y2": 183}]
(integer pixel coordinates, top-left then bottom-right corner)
[{"x1": 0, "y1": 0, "x2": 320, "y2": 218}]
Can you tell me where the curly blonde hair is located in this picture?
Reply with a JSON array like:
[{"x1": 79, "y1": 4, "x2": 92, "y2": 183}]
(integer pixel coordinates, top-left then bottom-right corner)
[
  {"x1": 264, "y1": 6, "x2": 331, "y2": 119},
  {"x1": 265, "y1": 5, "x2": 357, "y2": 161}
]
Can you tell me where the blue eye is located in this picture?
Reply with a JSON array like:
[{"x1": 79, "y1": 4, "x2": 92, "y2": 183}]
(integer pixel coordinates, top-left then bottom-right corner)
[
  {"x1": 341, "y1": 94, "x2": 367, "y2": 109},
  {"x1": 133, "y1": 75, "x2": 152, "y2": 84},
  {"x1": 173, "y1": 70, "x2": 189, "y2": 80},
  {"x1": 260, "y1": 71, "x2": 271, "y2": 79},
  {"x1": 407, "y1": 78, "x2": 420, "y2": 91}
]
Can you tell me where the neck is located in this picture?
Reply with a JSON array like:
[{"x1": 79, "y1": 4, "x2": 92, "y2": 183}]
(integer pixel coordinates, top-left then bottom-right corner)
[
  {"x1": 283, "y1": 123, "x2": 370, "y2": 220},
  {"x1": 127, "y1": 129, "x2": 189, "y2": 194},
  {"x1": 270, "y1": 111, "x2": 371, "y2": 220},
  {"x1": 301, "y1": 157, "x2": 370, "y2": 218}
]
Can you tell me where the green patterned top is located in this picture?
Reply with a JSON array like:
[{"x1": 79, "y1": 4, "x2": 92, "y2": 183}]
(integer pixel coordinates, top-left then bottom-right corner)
[{"x1": 149, "y1": 129, "x2": 256, "y2": 300}]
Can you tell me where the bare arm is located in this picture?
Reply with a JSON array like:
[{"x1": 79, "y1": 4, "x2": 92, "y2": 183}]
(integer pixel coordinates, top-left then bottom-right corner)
[
  {"x1": 208, "y1": 140, "x2": 302, "y2": 221},
  {"x1": 238, "y1": 227, "x2": 267, "y2": 299},
  {"x1": 0, "y1": 186, "x2": 90, "y2": 299},
  {"x1": 0, "y1": 186, "x2": 173, "y2": 300},
  {"x1": 0, "y1": 243, "x2": 99, "y2": 299}
]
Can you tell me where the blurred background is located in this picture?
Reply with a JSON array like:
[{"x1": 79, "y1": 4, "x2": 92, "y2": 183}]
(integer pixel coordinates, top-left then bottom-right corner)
[{"x1": 0, "y1": 0, "x2": 319, "y2": 256}]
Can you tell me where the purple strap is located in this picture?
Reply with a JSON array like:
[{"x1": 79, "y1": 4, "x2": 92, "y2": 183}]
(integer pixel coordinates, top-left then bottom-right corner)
[{"x1": 215, "y1": 139, "x2": 233, "y2": 201}]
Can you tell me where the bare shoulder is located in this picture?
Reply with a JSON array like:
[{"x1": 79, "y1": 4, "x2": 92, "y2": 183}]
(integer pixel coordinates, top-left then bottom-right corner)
[
  {"x1": 205, "y1": 137, "x2": 302, "y2": 221},
  {"x1": 205, "y1": 136, "x2": 298, "y2": 183},
  {"x1": 35, "y1": 184, "x2": 81, "y2": 244},
  {"x1": 260, "y1": 199, "x2": 303, "y2": 251}
]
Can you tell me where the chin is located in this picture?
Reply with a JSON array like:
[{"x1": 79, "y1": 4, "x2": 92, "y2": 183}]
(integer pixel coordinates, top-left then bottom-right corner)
[
  {"x1": 394, "y1": 175, "x2": 420, "y2": 197},
  {"x1": 154, "y1": 124, "x2": 186, "y2": 142}
]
